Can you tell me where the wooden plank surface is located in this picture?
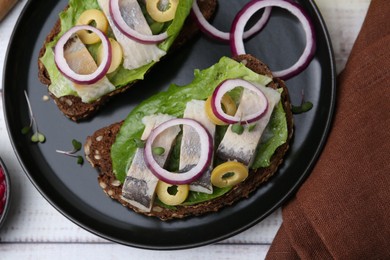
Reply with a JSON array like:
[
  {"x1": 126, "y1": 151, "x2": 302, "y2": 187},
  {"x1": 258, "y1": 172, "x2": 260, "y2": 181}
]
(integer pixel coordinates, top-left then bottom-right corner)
[
  {"x1": 1, "y1": 243, "x2": 271, "y2": 259},
  {"x1": 0, "y1": 0, "x2": 370, "y2": 259},
  {"x1": 316, "y1": 0, "x2": 371, "y2": 73}
]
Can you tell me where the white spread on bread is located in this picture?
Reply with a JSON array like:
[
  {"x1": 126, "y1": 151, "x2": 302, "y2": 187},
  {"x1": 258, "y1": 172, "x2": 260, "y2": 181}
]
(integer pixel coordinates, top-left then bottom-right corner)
[{"x1": 98, "y1": 0, "x2": 166, "y2": 70}]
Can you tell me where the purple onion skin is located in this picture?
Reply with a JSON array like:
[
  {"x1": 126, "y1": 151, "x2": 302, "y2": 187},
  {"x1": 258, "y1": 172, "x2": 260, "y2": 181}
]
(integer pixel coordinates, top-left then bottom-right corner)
[
  {"x1": 143, "y1": 119, "x2": 214, "y2": 185},
  {"x1": 109, "y1": 0, "x2": 166, "y2": 44},
  {"x1": 230, "y1": 0, "x2": 317, "y2": 80},
  {"x1": 273, "y1": 0, "x2": 317, "y2": 80},
  {"x1": 54, "y1": 25, "x2": 112, "y2": 85},
  {"x1": 210, "y1": 80, "x2": 269, "y2": 125},
  {"x1": 191, "y1": 4, "x2": 272, "y2": 43},
  {"x1": 55, "y1": 53, "x2": 112, "y2": 85},
  {"x1": 189, "y1": 10, "x2": 227, "y2": 42},
  {"x1": 230, "y1": 2, "x2": 248, "y2": 57}
]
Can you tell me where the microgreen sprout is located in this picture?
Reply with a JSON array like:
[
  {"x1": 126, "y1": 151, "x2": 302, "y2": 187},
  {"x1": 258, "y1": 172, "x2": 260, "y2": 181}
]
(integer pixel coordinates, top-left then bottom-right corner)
[
  {"x1": 56, "y1": 139, "x2": 84, "y2": 165},
  {"x1": 292, "y1": 89, "x2": 313, "y2": 114},
  {"x1": 22, "y1": 91, "x2": 46, "y2": 143}
]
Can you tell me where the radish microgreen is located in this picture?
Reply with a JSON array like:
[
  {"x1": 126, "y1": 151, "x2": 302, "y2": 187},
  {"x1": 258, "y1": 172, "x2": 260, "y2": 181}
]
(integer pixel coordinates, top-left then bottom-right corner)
[
  {"x1": 292, "y1": 89, "x2": 313, "y2": 114},
  {"x1": 22, "y1": 91, "x2": 46, "y2": 143},
  {"x1": 56, "y1": 139, "x2": 84, "y2": 165}
]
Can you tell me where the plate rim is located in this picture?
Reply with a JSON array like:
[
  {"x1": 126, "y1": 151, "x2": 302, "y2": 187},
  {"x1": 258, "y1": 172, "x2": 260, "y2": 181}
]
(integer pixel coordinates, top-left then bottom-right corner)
[{"x1": 2, "y1": 0, "x2": 336, "y2": 250}]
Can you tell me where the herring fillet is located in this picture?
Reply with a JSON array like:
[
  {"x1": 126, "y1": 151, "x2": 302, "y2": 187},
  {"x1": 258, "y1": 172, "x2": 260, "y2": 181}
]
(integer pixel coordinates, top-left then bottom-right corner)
[
  {"x1": 121, "y1": 114, "x2": 180, "y2": 212},
  {"x1": 98, "y1": 0, "x2": 166, "y2": 70},
  {"x1": 179, "y1": 100, "x2": 215, "y2": 194},
  {"x1": 62, "y1": 35, "x2": 115, "y2": 103},
  {"x1": 217, "y1": 85, "x2": 281, "y2": 166}
]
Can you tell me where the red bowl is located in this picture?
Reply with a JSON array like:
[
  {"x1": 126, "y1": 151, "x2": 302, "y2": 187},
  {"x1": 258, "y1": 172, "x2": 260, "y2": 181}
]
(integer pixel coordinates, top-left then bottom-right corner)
[{"x1": 0, "y1": 157, "x2": 11, "y2": 228}]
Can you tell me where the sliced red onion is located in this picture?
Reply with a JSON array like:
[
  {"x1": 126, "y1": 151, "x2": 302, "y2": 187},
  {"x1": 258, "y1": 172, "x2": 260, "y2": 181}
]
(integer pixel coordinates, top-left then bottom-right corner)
[
  {"x1": 144, "y1": 118, "x2": 213, "y2": 185},
  {"x1": 191, "y1": 0, "x2": 272, "y2": 42},
  {"x1": 54, "y1": 25, "x2": 112, "y2": 85},
  {"x1": 109, "y1": 0, "x2": 168, "y2": 44},
  {"x1": 230, "y1": 0, "x2": 316, "y2": 80},
  {"x1": 211, "y1": 79, "x2": 268, "y2": 124}
]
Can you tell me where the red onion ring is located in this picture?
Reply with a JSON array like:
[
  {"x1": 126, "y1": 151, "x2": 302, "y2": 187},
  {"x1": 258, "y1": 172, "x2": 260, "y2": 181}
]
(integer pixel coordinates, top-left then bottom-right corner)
[
  {"x1": 54, "y1": 25, "x2": 112, "y2": 85},
  {"x1": 144, "y1": 118, "x2": 213, "y2": 185},
  {"x1": 211, "y1": 79, "x2": 268, "y2": 124},
  {"x1": 191, "y1": 0, "x2": 272, "y2": 42},
  {"x1": 109, "y1": 0, "x2": 168, "y2": 44},
  {"x1": 230, "y1": 0, "x2": 316, "y2": 80}
]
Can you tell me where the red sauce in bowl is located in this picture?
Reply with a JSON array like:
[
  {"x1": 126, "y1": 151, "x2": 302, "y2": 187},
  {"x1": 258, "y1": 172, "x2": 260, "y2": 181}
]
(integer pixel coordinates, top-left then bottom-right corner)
[
  {"x1": 0, "y1": 165, "x2": 6, "y2": 215},
  {"x1": 0, "y1": 158, "x2": 11, "y2": 228}
]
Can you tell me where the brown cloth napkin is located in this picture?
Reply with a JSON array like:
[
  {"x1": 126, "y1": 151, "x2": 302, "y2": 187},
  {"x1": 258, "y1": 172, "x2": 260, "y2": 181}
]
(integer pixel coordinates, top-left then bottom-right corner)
[
  {"x1": 0, "y1": 0, "x2": 18, "y2": 22},
  {"x1": 266, "y1": 0, "x2": 390, "y2": 259}
]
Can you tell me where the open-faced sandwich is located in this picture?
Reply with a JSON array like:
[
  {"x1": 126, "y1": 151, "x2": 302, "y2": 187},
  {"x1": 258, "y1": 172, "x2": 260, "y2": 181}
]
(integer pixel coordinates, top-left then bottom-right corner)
[
  {"x1": 85, "y1": 54, "x2": 294, "y2": 220},
  {"x1": 38, "y1": 0, "x2": 216, "y2": 121}
]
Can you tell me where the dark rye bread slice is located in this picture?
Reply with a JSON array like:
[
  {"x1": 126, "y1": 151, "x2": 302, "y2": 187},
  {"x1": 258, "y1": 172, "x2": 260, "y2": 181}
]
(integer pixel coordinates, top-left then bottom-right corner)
[
  {"x1": 84, "y1": 54, "x2": 294, "y2": 221},
  {"x1": 38, "y1": 0, "x2": 217, "y2": 121}
]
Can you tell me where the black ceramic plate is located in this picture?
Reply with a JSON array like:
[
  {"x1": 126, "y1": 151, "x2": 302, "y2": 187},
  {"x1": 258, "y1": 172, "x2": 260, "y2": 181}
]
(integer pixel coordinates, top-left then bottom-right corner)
[{"x1": 3, "y1": 0, "x2": 335, "y2": 249}]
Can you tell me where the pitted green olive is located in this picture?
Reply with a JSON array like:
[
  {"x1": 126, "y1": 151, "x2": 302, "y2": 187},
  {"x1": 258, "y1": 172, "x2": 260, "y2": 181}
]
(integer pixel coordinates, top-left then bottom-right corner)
[
  {"x1": 97, "y1": 38, "x2": 123, "y2": 74},
  {"x1": 211, "y1": 161, "x2": 248, "y2": 188},
  {"x1": 76, "y1": 9, "x2": 108, "y2": 44},
  {"x1": 205, "y1": 94, "x2": 237, "y2": 126},
  {"x1": 146, "y1": 0, "x2": 179, "y2": 23},
  {"x1": 156, "y1": 181, "x2": 189, "y2": 205}
]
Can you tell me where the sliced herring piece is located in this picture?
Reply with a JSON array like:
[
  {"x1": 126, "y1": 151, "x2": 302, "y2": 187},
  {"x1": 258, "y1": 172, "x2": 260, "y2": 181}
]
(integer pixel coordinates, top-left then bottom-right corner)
[
  {"x1": 63, "y1": 35, "x2": 115, "y2": 103},
  {"x1": 121, "y1": 114, "x2": 180, "y2": 212},
  {"x1": 217, "y1": 85, "x2": 281, "y2": 166},
  {"x1": 98, "y1": 0, "x2": 166, "y2": 70},
  {"x1": 179, "y1": 100, "x2": 215, "y2": 194}
]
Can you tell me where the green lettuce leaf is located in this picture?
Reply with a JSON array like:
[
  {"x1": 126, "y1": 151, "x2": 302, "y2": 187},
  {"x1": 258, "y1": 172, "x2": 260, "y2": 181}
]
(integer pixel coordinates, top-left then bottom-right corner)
[
  {"x1": 40, "y1": 0, "x2": 193, "y2": 100},
  {"x1": 111, "y1": 56, "x2": 273, "y2": 183},
  {"x1": 110, "y1": 57, "x2": 289, "y2": 207},
  {"x1": 154, "y1": 186, "x2": 231, "y2": 209},
  {"x1": 181, "y1": 186, "x2": 231, "y2": 206},
  {"x1": 251, "y1": 100, "x2": 287, "y2": 168}
]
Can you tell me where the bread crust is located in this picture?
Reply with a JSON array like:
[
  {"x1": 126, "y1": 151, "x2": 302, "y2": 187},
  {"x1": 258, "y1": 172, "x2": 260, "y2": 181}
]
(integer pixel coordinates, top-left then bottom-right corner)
[
  {"x1": 84, "y1": 54, "x2": 294, "y2": 221},
  {"x1": 38, "y1": 0, "x2": 218, "y2": 121}
]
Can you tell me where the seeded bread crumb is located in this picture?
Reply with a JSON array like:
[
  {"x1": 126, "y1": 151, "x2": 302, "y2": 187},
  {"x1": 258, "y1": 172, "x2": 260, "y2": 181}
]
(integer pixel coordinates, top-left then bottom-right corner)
[{"x1": 84, "y1": 54, "x2": 294, "y2": 221}]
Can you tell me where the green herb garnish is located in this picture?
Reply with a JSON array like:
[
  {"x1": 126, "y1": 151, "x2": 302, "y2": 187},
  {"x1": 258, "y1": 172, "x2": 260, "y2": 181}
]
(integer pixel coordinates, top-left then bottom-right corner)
[
  {"x1": 292, "y1": 101, "x2": 313, "y2": 114},
  {"x1": 76, "y1": 156, "x2": 84, "y2": 165},
  {"x1": 231, "y1": 123, "x2": 244, "y2": 135},
  {"x1": 22, "y1": 91, "x2": 46, "y2": 143},
  {"x1": 152, "y1": 147, "x2": 165, "y2": 155},
  {"x1": 72, "y1": 139, "x2": 82, "y2": 151},
  {"x1": 292, "y1": 89, "x2": 313, "y2": 114},
  {"x1": 56, "y1": 139, "x2": 84, "y2": 165},
  {"x1": 31, "y1": 133, "x2": 46, "y2": 143},
  {"x1": 21, "y1": 126, "x2": 31, "y2": 135}
]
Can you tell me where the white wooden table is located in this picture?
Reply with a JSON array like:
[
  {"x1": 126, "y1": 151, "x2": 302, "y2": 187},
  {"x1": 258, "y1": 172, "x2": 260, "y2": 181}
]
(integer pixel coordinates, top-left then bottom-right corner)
[{"x1": 0, "y1": 0, "x2": 370, "y2": 259}]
